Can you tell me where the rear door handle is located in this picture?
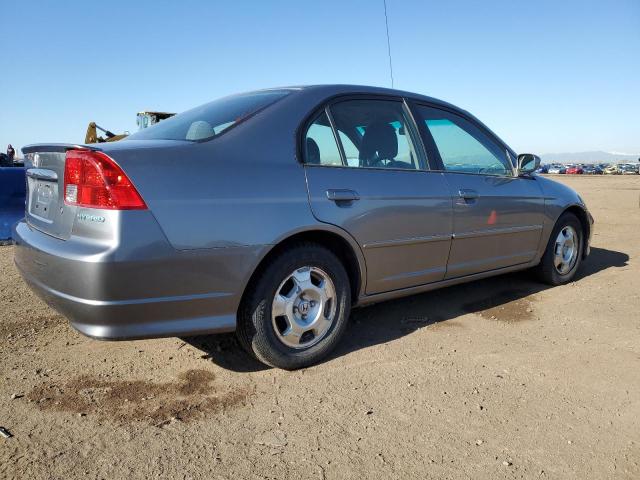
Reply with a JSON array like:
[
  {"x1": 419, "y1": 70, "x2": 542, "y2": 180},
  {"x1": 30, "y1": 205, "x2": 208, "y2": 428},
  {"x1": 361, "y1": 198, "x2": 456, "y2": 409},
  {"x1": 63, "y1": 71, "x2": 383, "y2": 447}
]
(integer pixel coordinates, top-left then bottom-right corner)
[
  {"x1": 458, "y1": 189, "x2": 479, "y2": 200},
  {"x1": 326, "y1": 189, "x2": 360, "y2": 202}
]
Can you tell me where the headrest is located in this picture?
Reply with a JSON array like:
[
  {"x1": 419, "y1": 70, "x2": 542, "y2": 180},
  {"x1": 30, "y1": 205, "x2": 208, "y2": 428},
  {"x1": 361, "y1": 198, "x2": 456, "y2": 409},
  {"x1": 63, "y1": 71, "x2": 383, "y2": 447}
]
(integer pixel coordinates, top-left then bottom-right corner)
[
  {"x1": 306, "y1": 137, "x2": 321, "y2": 164},
  {"x1": 186, "y1": 121, "x2": 215, "y2": 141},
  {"x1": 359, "y1": 122, "x2": 397, "y2": 166}
]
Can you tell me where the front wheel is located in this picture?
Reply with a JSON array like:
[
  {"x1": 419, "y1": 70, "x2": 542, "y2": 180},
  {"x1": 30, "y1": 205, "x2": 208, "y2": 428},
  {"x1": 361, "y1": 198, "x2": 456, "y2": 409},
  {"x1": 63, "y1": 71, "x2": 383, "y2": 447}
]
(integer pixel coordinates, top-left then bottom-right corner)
[
  {"x1": 236, "y1": 243, "x2": 351, "y2": 369},
  {"x1": 535, "y1": 212, "x2": 583, "y2": 285}
]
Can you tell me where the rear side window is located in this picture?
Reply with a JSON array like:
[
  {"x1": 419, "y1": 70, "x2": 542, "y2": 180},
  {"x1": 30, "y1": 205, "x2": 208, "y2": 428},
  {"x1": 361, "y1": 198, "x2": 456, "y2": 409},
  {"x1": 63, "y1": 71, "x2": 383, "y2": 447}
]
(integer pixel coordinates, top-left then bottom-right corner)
[
  {"x1": 303, "y1": 99, "x2": 422, "y2": 170},
  {"x1": 338, "y1": 131, "x2": 359, "y2": 166},
  {"x1": 330, "y1": 100, "x2": 421, "y2": 170},
  {"x1": 127, "y1": 90, "x2": 290, "y2": 142},
  {"x1": 304, "y1": 112, "x2": 343, "y2": 166}
]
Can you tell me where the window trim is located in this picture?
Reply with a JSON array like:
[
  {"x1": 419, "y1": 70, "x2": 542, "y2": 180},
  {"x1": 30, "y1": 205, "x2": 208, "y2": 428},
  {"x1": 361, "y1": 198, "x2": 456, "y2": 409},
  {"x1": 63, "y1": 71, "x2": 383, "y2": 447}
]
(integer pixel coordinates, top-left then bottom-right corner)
[
  {"x1": 325, "y1": 106, "x2": 347, "y2": 167},
  {"x1": 298, "y1": 93, "x2": 430, "y2": 172},
  {"x1": 402, "y1": 98, "x2": 433, "y2": 171},
  {"x1": 407, "y1": 100, "x2": 517, "y2": 178}
]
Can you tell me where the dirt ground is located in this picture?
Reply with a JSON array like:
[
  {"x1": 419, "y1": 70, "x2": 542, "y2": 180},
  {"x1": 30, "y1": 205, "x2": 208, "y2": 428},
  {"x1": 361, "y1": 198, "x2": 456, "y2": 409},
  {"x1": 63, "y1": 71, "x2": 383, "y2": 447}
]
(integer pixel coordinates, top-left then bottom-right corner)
[{"x1": 1, "y1": 175, "x2": 639, "y2": 479}]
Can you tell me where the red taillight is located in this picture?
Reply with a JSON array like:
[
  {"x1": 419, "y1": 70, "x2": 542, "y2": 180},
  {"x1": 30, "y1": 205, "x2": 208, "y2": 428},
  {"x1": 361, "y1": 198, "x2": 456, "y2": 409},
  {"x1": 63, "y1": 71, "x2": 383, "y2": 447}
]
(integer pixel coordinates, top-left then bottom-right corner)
[{"x1": 63, "y1": 150, "x2": 146, "y2": 210}]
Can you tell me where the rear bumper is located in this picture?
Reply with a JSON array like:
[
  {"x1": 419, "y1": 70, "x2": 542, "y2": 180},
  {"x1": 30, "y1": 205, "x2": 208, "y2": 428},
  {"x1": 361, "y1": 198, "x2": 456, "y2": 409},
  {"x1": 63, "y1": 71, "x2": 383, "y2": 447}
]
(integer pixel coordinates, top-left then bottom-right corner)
[
  {"x1": 13, "y1": 217, "x2": 266, "y2": 340},
  {"x1": 15, "y1": 261, "x2": 236, "y2": 339}
]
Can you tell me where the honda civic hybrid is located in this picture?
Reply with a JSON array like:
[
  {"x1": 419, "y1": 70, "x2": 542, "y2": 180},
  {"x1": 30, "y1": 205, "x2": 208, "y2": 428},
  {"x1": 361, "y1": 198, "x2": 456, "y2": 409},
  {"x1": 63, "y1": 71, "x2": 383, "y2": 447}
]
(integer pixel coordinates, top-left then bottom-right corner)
[{"x1": 14, "y1": 85, "x2": 593, "y2": 369}]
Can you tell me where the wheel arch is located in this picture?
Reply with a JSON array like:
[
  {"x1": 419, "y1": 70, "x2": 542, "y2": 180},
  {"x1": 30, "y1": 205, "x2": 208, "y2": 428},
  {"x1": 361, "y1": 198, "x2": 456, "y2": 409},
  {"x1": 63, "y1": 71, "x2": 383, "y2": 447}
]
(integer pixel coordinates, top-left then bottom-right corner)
[
  {"x1": 560, "y1": 204, "x2": 591, "y2": 259},
  {"x1": 238, "y1": 226, "x2": 367, "y2": 315}
]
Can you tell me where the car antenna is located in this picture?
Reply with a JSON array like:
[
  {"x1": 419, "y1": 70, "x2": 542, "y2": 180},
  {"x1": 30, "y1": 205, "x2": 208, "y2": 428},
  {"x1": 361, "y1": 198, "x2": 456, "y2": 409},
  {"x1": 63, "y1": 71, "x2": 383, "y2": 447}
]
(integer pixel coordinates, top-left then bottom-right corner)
[{"x1": 383, "y1": 0, "x2": 395, "y2": 88}]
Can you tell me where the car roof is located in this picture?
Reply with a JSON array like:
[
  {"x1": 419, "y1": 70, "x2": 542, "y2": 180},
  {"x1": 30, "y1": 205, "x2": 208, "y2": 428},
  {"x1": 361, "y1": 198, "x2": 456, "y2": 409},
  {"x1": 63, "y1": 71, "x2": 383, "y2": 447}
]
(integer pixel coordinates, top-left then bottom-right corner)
[{"x1": 281, "y1": 84, "x2": 465, "y2": 114}]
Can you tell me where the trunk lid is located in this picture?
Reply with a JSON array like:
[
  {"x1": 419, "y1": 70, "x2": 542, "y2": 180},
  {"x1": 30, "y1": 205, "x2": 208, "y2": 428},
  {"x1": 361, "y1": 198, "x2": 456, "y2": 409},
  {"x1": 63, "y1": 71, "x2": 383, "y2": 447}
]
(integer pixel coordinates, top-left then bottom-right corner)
[{"x1": 22, "y1": 144, "x2": 85, "y2": 240}]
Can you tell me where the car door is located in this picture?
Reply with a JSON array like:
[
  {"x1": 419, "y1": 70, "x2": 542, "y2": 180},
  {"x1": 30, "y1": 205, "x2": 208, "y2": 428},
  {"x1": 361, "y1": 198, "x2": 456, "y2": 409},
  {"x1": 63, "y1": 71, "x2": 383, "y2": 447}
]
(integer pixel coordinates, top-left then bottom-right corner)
[
  {"x1": 411, "y1": 103, "x2": 545, "y2": 279},
  {"x1": 302, "y1": 97, "x2": 453, "y2": 294}
]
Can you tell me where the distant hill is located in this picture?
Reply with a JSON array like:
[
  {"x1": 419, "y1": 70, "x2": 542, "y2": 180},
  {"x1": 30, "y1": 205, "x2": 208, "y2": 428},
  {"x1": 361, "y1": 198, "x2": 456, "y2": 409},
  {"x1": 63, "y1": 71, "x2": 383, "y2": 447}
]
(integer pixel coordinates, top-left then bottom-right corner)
[{"x1": 541, "y1": 151, "x2": 640, "y2": 164}]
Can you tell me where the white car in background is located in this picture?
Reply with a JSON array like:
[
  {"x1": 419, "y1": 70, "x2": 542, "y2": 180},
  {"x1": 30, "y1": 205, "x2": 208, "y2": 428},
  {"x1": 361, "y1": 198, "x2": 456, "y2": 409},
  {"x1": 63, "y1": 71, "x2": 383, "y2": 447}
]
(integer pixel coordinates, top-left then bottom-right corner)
[
  {"x1": 548, "y1": 165, "x2": 566, "y2": 174},
  {"x1": 619, "y1": 164, "x2": 639, "y2": 175}
]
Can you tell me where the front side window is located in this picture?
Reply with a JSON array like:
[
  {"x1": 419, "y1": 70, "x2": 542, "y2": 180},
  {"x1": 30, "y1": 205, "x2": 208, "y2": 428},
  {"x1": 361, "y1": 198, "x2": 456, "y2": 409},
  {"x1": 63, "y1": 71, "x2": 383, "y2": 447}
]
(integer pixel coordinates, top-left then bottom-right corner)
[
  {"x1": 127, "y1": 90, "x2": 290, "y2": 142},
  {"x1": 415, "y1": 106, "x2": 511, "y2": 176}
]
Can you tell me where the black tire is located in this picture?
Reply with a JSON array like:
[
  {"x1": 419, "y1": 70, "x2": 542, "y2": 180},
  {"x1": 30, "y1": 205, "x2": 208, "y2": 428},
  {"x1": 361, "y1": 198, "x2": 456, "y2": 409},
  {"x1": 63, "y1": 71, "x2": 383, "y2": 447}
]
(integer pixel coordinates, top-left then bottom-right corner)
[
  {"x1": 236, "y1": 243, "x2": 351, "y2": 369},
  {"x1": 535, "y1": 212, "x2": 583, "y2": 285}
]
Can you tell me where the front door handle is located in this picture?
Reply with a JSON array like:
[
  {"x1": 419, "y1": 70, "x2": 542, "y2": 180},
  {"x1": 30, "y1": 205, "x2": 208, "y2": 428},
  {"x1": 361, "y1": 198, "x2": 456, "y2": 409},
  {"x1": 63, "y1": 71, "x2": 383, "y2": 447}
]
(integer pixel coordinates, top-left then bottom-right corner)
[
  {"x1": 326, "y1": 189, "x2": 360, "y2": 202},
  {"x1": 458, "y1": 189, "x2": 479, "y2": 200}
]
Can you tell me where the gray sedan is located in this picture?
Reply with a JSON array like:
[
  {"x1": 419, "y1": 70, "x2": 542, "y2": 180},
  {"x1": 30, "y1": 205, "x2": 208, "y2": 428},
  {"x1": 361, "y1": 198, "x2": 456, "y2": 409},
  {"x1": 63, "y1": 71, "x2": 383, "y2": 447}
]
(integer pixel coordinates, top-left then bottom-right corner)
[{"x1": 14, "y1": 85, "x2": 593, "y2": 369}]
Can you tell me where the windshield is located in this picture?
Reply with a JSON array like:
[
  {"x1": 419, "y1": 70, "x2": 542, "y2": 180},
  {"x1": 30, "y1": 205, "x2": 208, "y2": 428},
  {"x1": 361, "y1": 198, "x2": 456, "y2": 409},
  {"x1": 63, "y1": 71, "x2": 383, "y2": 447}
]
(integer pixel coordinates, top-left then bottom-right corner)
[{"x1": 127, "y1": 90, "x2": 291, "y2": 142}]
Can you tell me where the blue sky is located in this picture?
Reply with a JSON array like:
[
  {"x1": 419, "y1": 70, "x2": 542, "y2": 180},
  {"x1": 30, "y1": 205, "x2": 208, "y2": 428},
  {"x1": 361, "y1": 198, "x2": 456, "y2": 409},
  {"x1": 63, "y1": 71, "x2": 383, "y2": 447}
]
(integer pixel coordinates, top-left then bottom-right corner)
[{"x1": 1, "y1": 0, "x2": 638, "y2": 155}]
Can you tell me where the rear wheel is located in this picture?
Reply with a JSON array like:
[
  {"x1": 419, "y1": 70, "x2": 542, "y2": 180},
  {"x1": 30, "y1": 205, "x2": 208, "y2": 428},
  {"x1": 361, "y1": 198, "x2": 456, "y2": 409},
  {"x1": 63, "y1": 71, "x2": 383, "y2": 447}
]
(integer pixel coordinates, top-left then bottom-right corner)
[
  {"x1": 237, "y1": 243, "x2": 351, "y2": 369},
  {"x1": 535, "y1": 212, "x2": 583, "y2": 285}
]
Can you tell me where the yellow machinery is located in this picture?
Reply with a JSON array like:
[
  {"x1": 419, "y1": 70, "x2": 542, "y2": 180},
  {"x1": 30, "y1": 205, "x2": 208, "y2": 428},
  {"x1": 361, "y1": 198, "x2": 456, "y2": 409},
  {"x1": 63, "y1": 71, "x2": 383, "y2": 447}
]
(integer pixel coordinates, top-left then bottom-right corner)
[
  {"x1": 84, "y1": 122, "x2": 129, "y2": 144},
  {"x1": 85, "y1": 111, "x2": 175, "y2": 144}
]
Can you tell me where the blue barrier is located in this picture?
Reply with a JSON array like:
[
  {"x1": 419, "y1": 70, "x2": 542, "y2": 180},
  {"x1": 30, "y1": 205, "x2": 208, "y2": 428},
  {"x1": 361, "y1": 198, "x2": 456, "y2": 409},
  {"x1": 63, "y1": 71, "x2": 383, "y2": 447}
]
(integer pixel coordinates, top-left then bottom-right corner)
[{"x1": 0, "y1": 167, "x2": 26, "y2": 241}]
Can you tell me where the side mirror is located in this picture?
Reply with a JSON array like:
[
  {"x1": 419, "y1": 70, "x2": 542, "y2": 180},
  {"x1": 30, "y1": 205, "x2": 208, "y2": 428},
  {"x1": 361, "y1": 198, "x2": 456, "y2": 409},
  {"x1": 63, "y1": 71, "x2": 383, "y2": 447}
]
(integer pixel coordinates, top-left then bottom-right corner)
[{"x1": 517, "y1": 153, "x2": 541, "y2": 175}]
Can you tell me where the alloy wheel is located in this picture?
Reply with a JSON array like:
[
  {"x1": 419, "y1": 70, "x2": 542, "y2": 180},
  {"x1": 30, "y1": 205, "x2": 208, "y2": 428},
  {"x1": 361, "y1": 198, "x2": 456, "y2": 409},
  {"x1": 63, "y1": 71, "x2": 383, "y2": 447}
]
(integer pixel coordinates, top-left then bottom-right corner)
[
  {"x1": 553, "y1": 225, "x2": 578, "y2": 275},
  {"x1": 271, "y1": 266, "x2": 337, "y2": 349}
]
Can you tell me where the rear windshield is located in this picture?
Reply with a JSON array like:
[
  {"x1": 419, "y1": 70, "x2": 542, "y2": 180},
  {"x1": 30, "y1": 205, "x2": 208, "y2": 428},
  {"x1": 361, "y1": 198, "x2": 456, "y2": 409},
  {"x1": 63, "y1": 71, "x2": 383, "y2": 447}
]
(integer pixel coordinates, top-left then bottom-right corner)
[{"x1": 127, "y1": 90, "x2": 290, "y2": 142}]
